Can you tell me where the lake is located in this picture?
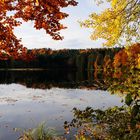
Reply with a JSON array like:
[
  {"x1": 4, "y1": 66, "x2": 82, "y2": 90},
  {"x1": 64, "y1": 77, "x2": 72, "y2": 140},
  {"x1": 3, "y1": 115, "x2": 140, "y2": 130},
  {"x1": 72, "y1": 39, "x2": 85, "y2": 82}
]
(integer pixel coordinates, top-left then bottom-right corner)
[{"x1": 0, "y1": 70, "x2": 123, "y2": 140}]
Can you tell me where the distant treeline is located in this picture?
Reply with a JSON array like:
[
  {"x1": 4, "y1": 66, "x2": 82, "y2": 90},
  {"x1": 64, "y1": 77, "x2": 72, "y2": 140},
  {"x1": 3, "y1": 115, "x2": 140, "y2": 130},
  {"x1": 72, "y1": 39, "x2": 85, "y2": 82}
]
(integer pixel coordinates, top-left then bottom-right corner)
[{"x1": 0, "y1": 48, "x2": 122, "y2": 70}]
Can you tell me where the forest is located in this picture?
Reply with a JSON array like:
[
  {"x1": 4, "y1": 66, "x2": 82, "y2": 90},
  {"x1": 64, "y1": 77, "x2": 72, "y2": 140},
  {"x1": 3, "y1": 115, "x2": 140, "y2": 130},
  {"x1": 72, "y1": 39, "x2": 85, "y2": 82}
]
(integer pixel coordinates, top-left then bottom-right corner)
[
  {"x1": 0, "y1": 0, "x2": 139, "y2": 140},
  {"x1": 0, "y1": 47, "x2": 121, "y2": 70}
]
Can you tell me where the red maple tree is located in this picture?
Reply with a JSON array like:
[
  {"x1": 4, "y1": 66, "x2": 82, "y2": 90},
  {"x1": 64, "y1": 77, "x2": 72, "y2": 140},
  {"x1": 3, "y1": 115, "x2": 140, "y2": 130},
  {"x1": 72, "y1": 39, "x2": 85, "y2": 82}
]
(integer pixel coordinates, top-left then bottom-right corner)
[{"x1": 0, "y1": 0, "x2": 77, "y2": 60}]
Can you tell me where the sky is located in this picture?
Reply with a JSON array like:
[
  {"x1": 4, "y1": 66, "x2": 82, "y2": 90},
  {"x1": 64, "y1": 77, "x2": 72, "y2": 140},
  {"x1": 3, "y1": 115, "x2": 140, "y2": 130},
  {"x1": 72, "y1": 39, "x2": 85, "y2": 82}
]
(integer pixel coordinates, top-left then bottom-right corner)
[{"x1": 14, "y1": 0, "x2": 109, "y2": 50}]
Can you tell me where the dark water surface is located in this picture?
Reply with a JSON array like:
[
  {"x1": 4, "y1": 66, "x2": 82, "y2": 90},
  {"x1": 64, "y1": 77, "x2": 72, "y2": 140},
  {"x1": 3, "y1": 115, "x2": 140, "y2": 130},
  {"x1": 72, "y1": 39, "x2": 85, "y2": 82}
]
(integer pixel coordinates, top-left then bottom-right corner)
[{"x1": 0, "y1": 70, "x2": 123, "y2": 140}]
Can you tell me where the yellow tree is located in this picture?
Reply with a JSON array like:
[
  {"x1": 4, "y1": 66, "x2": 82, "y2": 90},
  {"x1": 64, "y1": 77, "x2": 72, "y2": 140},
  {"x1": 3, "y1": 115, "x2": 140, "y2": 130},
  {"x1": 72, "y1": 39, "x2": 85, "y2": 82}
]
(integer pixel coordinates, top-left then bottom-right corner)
[{"x1": 80, "y1": 0, "x2": 140, "y2": 47}]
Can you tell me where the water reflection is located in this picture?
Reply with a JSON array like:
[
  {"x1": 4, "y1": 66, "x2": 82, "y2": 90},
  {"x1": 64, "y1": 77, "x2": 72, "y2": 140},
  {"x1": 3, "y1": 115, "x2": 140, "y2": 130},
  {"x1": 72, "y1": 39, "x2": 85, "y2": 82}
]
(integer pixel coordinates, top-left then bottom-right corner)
[
  {"x1": 0, "y1": 70, "x2": 106, "y2": 90},
  {"x1": 0, "y1": 70, "x2": 129, "y2": 140},
  {"x1": 0, "y1": 84, "x2": 122, "y2": 140}
]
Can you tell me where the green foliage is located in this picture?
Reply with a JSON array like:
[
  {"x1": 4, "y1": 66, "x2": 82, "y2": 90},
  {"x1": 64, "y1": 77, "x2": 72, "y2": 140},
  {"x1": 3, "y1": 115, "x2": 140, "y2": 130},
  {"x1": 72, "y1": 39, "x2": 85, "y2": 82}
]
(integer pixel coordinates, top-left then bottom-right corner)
[
  {"x1": 125, "y1": 94, "x2": 133, "y2": 106},
  {"x1": 64, "y1": 44, "x2": 140, "y2": 140},
  {"x1": 19, "y1": 123, "x2": 63, "y2": 140},
  {"x1": 65, "y1": 103, "x2": 140, "y2": 140}
]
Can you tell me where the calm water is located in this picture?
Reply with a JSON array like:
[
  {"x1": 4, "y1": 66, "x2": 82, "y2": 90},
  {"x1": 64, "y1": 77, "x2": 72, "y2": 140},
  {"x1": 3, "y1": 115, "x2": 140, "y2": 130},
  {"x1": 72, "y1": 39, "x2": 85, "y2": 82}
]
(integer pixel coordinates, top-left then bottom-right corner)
[{"x1": 0, "y1": 70, "x2": 123, "y2": 140}]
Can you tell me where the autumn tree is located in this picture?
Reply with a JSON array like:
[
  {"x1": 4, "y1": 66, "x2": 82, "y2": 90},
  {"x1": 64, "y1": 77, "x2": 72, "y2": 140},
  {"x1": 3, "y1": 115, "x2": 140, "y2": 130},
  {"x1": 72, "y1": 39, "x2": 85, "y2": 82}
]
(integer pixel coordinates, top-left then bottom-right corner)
[
  {"x1": 0, "y1": 0, "x2": 77, "y2": 60},
  {"x1": 80, "y1": 0, "x2": 140, "y2": 47}
]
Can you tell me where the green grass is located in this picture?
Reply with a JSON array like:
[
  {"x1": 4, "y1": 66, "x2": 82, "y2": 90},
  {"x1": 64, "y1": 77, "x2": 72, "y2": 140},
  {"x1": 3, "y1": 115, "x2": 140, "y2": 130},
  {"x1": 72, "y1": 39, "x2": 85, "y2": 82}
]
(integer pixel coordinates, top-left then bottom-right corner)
[{"x1": 18, "y1": 123, "x2": 65, "y2": 140}]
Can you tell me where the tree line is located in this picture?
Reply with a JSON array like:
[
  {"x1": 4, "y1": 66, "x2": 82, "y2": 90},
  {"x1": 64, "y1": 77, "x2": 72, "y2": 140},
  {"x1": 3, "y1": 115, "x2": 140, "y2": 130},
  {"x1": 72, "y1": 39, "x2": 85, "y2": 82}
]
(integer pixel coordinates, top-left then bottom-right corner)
[{"x1": 0, "y1": 47, "x2": 121, "y2": 70}]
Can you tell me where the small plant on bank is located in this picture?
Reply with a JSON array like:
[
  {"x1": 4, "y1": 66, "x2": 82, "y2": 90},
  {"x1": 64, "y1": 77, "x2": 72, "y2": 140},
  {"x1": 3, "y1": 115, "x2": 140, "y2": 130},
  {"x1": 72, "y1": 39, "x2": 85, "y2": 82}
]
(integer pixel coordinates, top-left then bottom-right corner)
[{"x1": 18, "y1": 123, "x2": 65, "y2": 140}]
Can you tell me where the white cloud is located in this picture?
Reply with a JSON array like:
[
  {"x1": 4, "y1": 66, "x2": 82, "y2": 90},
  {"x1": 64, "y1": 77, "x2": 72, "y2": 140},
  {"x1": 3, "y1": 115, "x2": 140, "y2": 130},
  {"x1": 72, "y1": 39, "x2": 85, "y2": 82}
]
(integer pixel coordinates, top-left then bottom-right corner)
[{"x1": 14, "y1": 0, "x2": 107, "y2": 50}]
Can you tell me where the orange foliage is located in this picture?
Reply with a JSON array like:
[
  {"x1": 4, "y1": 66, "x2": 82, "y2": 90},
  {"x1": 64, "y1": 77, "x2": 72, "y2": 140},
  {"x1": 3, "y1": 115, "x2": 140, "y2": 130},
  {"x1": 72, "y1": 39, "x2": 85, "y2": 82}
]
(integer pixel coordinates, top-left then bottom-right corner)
[
  {"x1": 128, "y1": 43, "x2": 140, "y2": 58},
  {"x1": 113, "y1": 43, "x2": 140, "y2": 68},
  {"x1": 113, "y1": 70, "x2": 122, "y2": 79},
  {"x1": 113, "y1": 43, "x2": 140, "y2": 78},
  {"x1": 113, "y1": 49, "x2": 128, "y2": 67},
  {"x1": 0, "y1": 0, "x2": 77, "y2": 60},
  {"x1": 127, "y1": 43, "x2": 140, "y2": 67}
]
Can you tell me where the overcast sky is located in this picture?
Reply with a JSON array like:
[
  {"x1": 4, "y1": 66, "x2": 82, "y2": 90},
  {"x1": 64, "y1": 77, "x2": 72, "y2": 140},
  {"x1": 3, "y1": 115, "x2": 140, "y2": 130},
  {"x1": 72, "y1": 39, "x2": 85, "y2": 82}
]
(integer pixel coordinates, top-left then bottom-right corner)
[{"x1": 14, "y1": 0, "x2": 109, "y2": 50}]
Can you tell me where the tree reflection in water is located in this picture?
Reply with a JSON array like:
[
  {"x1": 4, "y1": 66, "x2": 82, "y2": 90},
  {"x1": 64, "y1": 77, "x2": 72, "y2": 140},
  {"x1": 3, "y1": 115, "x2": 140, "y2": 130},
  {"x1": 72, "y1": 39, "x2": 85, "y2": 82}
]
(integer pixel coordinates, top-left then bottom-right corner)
[{"x1": 64, "y1": 44, "x2": 140, "y2": 140}]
